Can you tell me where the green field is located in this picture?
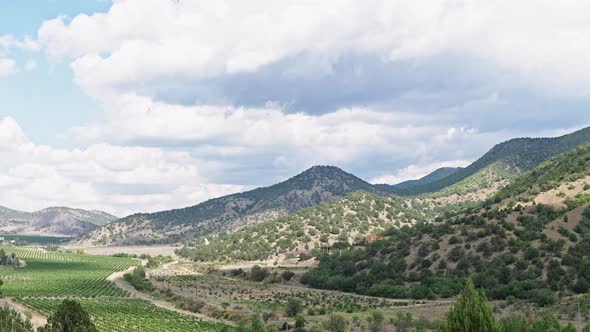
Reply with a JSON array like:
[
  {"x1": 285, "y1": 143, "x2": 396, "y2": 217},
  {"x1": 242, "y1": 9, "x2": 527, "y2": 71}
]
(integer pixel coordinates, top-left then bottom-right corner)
[
  {"x1": 16, "y1": 298, "x2": 230, "y2": 332},
  {"x1": 0, "y1": 247, "x2": 135, "y2": 297},
  {"x1": 0, "y1": 246, "x2": 233, "y2": 331}
]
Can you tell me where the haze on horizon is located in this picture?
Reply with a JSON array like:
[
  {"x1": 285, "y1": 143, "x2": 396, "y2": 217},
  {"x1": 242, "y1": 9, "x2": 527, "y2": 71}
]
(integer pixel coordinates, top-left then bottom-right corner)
[{"x1": 1, "y1": 0, "x2": 590, "y2": 216}]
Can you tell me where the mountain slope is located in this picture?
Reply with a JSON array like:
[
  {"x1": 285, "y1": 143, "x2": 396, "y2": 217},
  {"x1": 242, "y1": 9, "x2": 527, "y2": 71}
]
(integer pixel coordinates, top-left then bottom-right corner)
[
  {"x1": 0, "y1": 207, "x2": 118, "y2": 237},
  {"x1": 77, "y1": 166, "x2": 381, "y2": 245},
  {"x1": 301, "y1": 143, "x2": 590, "y2": 306},
  {"x1": 381, "y1": 126, "x2": 590, "y2": 195},
  {"x1": 375, "y1": 167, "x2": 462, "y2": 191},
  {"x1": 177, "y1": 191, "x2": 479, "y2": 262}
]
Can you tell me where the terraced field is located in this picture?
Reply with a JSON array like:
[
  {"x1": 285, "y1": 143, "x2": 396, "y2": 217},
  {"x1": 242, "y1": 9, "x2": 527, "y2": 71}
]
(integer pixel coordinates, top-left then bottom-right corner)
[{"x1": 0, "y1": 246, "x2": 233, "y2": 331}]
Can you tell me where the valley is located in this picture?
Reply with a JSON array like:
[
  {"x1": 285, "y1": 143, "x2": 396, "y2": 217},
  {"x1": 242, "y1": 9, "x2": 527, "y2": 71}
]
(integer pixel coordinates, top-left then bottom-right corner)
[{"x1": 2, "y1": 128, "x2": 590, "y2": 331}]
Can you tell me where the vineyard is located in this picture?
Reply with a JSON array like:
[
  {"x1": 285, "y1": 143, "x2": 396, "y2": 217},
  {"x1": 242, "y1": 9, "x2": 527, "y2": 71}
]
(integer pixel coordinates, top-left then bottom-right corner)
[
  {"x1": 152, "y1": 273, "x2": 417, "y2": 312},
  {"x1": 0, "y1": 246, "x2": 233, "y2": 331},
  {"x1": 15, "y1": 298, "x2": 230, "y2": 332},
  {"x1": 0, "y1": 246, "x2": 136, "y2": 297}
]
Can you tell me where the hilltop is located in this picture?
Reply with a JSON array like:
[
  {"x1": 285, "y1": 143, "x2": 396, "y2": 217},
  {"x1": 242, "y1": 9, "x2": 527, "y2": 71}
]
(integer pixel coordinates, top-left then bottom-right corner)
[
  {"x1": 0, "y1": 206, "x2": 118, "y2": 237},
  {"x1": 77, "y1": 166, "x2": 381, "y2": 245}
]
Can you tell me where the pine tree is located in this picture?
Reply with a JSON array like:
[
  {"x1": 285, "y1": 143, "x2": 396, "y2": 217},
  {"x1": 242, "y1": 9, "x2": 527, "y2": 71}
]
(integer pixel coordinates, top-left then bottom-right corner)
[{"x1": 438, "y1": 279, "x2": 499, "y2": 332}]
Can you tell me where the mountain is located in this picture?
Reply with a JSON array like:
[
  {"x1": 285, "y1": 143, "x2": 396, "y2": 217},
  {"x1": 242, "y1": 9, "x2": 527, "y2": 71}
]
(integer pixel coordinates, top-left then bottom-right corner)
[
  {"x1": 381, "y1": 126, "x2": 590, "y2": 195},
  {"x1": 300, "y1": 143, "x2": 590, "y2": 306},
  {"x1": 77, "y1": 166, "x2": 381, "y2": 245},
  {"x1": 0, "y1": 206, "x2": 118, "y2": 237},
  {"x1": 375, "y1": 167, "x2": 462, "y2": 191}
]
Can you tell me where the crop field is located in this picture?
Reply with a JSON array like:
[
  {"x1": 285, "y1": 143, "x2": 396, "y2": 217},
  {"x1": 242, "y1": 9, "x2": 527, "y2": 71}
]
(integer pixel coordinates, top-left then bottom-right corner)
[
  {"x1": 0, "y1": 246, "x2": 136, "y2": 297},
  {"x1": 16, "y1": 298, "x2": 230, "y2": 332},
  {"x1": 0, "y1": 246, "x2": 233, "y2": 331},
  {"x1": 152, "y1": 273, "x2": 416, "y2": 312}
]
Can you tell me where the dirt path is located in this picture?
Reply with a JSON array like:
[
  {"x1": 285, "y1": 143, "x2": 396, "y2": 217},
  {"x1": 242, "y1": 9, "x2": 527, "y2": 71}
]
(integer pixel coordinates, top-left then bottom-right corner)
[
  {"x1": 107, "y1": 260, "x2": 228, "y2": 325},
  {"x1": 0, "y1": 298, "x2": 47, "y2": 329}
]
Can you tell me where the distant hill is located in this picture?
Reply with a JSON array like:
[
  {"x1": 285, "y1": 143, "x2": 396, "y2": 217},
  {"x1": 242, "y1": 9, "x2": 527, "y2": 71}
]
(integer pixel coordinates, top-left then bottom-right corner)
[
  {"x1": 77, "y1": 166, "x2": 381, "y2": 245},
  {"x1": 381, "y1": 126, "x2": 590, "y2": 195},
  {"x1": 0, "y1": 206, "x2": 118, "y2": 237},
  {"x1": 375, "y1": 167, "x2": 462, "y2": 191}
]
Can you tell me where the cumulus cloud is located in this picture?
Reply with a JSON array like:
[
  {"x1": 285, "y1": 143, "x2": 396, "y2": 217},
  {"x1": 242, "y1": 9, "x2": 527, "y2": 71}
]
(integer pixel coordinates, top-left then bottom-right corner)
[
  {"x1": 0, "y1": 117, "x2": 246, "y2": 216},
  {"x1": 37, "y1": 0, "x2": 590, "y2": 101},
  {"x1": 65, "y1": 94, "x2": 510, "y2": 184}
]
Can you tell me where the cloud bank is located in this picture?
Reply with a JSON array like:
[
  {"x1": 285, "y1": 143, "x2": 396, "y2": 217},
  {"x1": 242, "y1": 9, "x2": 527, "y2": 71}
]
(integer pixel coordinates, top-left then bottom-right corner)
[{"x1": 2, "y1": 0, "x2": 590, "y2": 215}]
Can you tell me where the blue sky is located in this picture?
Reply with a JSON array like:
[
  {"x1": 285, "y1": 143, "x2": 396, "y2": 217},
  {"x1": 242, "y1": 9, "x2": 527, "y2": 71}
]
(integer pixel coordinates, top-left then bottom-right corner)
[
  {"x1": 1, "y1": 0, "x2": 589, "y2": 215},
  {"x1": 0, "y1": 1, "x2": 110, "y2": 146}
]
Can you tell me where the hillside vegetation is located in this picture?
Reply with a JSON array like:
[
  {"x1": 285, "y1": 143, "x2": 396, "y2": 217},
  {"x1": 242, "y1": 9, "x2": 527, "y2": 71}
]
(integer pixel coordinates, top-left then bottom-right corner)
[
  {"x1": 382, "y1": 126, "x2": 590, "y2": 195},
  {"x1": 301, "y1": 144, "x2": 590, "y2": 306},
  {"x1": 78, "y1": 166, "x2": 382, "y2": 245},
  {"x1": 177, "y1": 192, "x2": 479, "y2": 262}
]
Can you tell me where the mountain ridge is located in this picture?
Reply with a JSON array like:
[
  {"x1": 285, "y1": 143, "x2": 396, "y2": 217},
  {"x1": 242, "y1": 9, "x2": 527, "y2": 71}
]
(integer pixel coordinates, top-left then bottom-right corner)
[
  {"x1": 381, "y1": 126, "x2": 590, "y2": 195},
  {"x1": 77, "y1": 165, "x2": 381, "y2": 245}
]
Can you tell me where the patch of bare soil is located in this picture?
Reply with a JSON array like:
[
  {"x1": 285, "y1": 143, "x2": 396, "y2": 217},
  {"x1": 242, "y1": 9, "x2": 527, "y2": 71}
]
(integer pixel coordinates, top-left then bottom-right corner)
[{"x1": 533, "y1": 176, "x2": 590, "y2": 208}]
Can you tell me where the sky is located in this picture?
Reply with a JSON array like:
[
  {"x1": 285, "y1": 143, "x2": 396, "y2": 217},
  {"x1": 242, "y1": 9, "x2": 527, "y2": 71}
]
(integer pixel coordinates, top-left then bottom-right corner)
[{"x1": 1, "y1": 0, "x2": 590, "y2": 216}]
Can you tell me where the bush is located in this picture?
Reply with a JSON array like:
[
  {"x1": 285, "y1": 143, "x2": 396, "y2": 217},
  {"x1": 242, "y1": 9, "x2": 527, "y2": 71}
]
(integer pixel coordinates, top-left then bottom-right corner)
[
  {"x1": 249, "y1": 266, "x2": 270, "y2": 282},
  {"x1": 282, "y1": 270, "x2": 295, "y2": 281}
]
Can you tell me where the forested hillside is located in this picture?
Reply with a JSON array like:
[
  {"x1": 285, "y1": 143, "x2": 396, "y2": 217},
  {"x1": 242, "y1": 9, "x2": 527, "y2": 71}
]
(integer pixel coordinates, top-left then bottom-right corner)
[{"x1": 301, "y1": 143, "x2": 590, "y2": 306}]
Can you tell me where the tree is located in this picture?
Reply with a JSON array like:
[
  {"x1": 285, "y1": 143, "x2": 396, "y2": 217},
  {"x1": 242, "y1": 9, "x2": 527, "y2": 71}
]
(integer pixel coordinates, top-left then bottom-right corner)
[
  {"x1": 0, "y1": 305, "x2": 34, "y2": 332},
  {"x1": 437, "y1": 279, "x2": 498, "y2": 332},
  {"x1": 43, "y1": 299, "x2": 97, "y2": 332},
  {"x1": 285, "y1": 298, "x2": 303, "y2": 317}
]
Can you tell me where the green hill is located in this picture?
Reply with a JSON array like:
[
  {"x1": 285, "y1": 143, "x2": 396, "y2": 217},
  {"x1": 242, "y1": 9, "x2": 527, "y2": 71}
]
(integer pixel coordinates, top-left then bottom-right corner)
[
  {"x1": 300, "y1": 143, "x2": 590, "y2": 306},
  {"x1": 381, "y1": 126, "x2": 590, "y2": 195}
]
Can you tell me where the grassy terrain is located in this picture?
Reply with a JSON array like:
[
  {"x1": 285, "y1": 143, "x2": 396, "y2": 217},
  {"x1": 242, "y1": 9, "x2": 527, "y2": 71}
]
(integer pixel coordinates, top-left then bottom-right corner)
[{"x1": 16, "y1": 298, "x2": 230, "y2": 332}]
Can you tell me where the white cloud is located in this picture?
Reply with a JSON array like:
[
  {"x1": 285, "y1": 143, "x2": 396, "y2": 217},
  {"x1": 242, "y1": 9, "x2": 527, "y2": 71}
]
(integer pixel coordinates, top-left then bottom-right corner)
[
  {"x1": 0, "y1": 58, "x2": 17, "y2": 77},
  {"x1": 3, "y1": 0, "x2": 584, "y2": 217},
  {"x1": 63, "y1": 94, "x2": 508, "y2": 184},
  {"x1": 0, "y1": 34, "x2": 39, "y2": 52},
  {"x1": 371, "y1": 160, "x2": 471, "y2": 185},
  {"x1": 36, "y1": 0, "x2": 590, "y2": 98},
  {"x1": 0, "y1": 117, "x2": 246, "y2": 216}
]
